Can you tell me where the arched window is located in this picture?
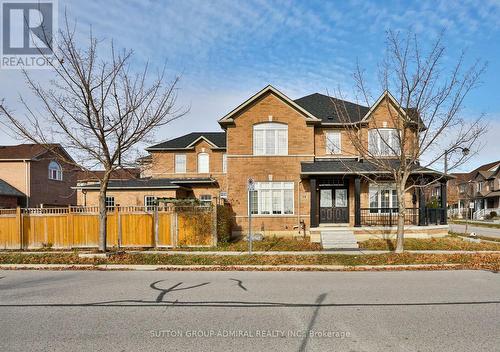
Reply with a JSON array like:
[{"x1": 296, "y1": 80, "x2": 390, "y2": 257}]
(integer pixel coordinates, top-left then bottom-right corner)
[
  {"x1": 198, "y1": 153, "x2": 209, "y2": 173},
  {"x1": 48, "y1": 161, "x2": 63, "y2": 181},
  {"x1": 253, "y1": 123, "x2": 288, "y2": 155}
]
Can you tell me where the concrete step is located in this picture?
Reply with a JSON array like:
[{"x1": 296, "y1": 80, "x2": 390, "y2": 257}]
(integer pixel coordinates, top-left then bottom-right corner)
[{"x1": 320, "y1": 230, "x2": 358, "y2": 249}]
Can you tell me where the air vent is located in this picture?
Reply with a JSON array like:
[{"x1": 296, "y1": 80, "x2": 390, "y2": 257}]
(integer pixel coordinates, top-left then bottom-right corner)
[{"x1": 327, "y1": 116, "x2": 334, "y2": 120}]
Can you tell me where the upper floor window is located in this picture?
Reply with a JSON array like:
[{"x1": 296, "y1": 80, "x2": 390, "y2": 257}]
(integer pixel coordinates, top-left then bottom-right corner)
[
  {"x1": 175, "y1": 154, "x2": 186, "y2": 173},
  {"x1": 325, "y1": 131, "x2": 341, "y2": 154},
  {"x1": 477, "y1": 182, "x2": 483, "y2": 192},
  {"x1": 368, "y1": 129, "x2": 399, "y2": 156},
  {"x1": 222, "y1": 153, "x2": 227, "y2": 173},
  {"x1": 459, "y1": 184, "x2": 466, "y2": 193},
  {"x1": 48, "y1": 161, "x2": 63, "y2": 181},
  {"x1": 198, "y1": 153, "x2": 209, "y2": 173},
  {"x1": 253, "y1": 123, "x2": 288, "y2": 155}
]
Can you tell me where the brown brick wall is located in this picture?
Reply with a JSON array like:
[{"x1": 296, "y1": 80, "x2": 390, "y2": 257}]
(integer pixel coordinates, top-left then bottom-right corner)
[
  {"x1": 0, "y1": 195, "x2": 19, "y2": 208},
  {"x1": 226, "y1": 92, "x2": 315, "y2": 235}
]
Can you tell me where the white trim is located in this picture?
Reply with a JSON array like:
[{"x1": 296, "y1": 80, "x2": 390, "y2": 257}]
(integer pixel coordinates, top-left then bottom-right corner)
[
  {"x1": 185, "y1": 136, "x2": 219, "y2": 149},
  {"x1": 361, "y1": 90, "x2": 407, "y2": 122},
  {"x1": 218, "y1": 85, "x2": 321, "y2": 124}
]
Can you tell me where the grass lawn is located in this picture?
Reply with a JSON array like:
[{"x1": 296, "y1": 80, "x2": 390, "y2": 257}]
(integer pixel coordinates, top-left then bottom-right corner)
[
  {"x1": 0, "y1": 252, "x2": 498, "y2": 270},
  {"x1": 358, "y1": 236, "x2": 500, "y2": 251}
]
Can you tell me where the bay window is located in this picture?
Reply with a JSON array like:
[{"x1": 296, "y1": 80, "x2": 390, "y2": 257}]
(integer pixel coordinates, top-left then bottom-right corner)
[
  {"x1": 249, "y1": 182, "x2": 294, "y2": 215},
  {"x1": 253, "y1": 123, "x2": 288, "y2": 155},
  {"x1": 369, "y1": 183, "x2": 399, "y2": 213},
  {"x1": 368, "y1": 129, "x2": 399, "y2": 156}
]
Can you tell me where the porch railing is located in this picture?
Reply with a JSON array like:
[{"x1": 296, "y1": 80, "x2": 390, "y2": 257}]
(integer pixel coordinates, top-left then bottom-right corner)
[{"x1": 360, "y1": 208, "x2": 419, "y2": 226}]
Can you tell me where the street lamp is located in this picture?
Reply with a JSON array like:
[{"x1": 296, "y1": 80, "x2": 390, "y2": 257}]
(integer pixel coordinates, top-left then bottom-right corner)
[{"x1": 444, "y1": 147, "x2": 470, "y2": 175}]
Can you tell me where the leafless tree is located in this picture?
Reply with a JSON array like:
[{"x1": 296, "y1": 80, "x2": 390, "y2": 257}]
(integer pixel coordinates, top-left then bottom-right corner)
[
  {"x1": 0, "y1": 17, "x2": 186, "y2": 251},
  {"x1": 328, "y1": 30, "x2": 487, "y2": 252}
]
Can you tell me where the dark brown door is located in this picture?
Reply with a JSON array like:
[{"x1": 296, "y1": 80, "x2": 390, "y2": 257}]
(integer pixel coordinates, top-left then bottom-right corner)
[{"x1": 319, "y1": 188, "x2": 348, "y2": 223}]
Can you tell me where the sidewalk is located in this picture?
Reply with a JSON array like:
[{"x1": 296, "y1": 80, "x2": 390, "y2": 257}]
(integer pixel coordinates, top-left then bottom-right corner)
[{"x1": 2, "y1": 249, "x2": 500, "y2": 256}]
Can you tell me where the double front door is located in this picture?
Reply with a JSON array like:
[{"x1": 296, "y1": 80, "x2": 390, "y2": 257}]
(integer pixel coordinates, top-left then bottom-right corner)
[{"x1": 319, "y1": 187, "x2": 348, "y2": 223}]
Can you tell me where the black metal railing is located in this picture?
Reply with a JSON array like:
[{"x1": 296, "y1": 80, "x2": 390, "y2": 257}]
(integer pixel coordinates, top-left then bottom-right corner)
[{"x1": 360, "y1": 208, "x2": 419, "y2": 226}]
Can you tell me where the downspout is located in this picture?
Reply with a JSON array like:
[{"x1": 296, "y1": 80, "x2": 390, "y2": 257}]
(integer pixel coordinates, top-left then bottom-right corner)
[{"x1": 297, "y1": 180, "x2": 301, "y2": 234}]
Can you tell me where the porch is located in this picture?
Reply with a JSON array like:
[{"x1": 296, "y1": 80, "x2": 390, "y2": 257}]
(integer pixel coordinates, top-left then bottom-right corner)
[{"x1": 301, "y1": 159, "x2": 449, "y2": 228}]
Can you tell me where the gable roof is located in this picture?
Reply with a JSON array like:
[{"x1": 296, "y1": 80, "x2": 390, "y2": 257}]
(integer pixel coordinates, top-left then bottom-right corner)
[
  {"x1": 0, "y1": 143, "x2": 75, "y2": 163},
  {"x1": 0, "y1": 179, "x2": 25, "y2": 197},
  {"x1": 294, "y1": 93, "x2": 369, "y2": 124},
  {"x1": 146, "y1": 132, "x2": 226, "y2": 151},
  {"x1": 218, "y1": 85, "x2": 321, "y2": 125}
]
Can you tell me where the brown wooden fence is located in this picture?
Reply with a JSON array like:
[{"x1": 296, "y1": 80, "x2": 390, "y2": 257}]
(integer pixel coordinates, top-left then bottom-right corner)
[{"x1": 0, "y1": 206, "x2": 216, "y2": 250}]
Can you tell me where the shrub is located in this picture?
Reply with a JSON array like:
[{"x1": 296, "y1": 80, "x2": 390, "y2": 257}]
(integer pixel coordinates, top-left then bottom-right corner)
[
  {"x1": 216, "y1": 205, "x2": 233, "y2": 243},
  {"x1": 490, "y1": 211, "x2": 498, "y2": 218}
]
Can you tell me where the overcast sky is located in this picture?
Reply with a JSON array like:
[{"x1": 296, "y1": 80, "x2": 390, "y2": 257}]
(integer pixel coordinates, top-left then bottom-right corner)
[{"x1": 0, "y1": 0, "x2": 499, "y2": 172}]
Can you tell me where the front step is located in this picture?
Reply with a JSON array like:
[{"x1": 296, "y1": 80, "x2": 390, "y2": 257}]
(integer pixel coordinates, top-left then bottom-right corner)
[{"x1": 320, "y1": 229, "x2": 358, "y2": 249}]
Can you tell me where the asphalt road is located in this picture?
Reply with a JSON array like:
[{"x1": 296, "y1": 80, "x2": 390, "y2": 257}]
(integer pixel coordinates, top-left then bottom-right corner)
[
  {"x1": 0, "y1": 270, "x2": 499, "y2": 352},
  {"x1": 450, "y1": 223, "x2": 500, "y2": 238}
]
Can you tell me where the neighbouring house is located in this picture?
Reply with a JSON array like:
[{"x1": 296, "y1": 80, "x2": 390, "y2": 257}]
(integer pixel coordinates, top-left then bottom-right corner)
[
  {"x1": 0, "y1": 144, "x2": 79, "y2": 207},
  {"x1": 75, "y1": 85, "x2": 449, "y2": 242},
  {"x1": 443, "y1": 160, "x2": 500, "y2": 219}
]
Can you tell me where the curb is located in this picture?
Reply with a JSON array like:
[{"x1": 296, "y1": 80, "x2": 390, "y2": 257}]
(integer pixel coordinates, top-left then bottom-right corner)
[{"x1": 0, "y1": 263, "x2": 466, "y2": 271}]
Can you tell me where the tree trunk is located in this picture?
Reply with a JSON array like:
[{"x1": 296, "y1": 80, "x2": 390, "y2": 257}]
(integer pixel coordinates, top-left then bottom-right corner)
[
  {"x1": 98, "y1": 187, "x2": 107, "y2": 252},
  {"x1": 395, "y1": 188, "x2": 406, "y2": 253}
]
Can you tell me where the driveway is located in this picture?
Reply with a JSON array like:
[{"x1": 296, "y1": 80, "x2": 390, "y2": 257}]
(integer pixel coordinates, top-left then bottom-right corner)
[
  {"x1": 449, "y1": 223, "x2": 500, "y2": 239},
  {"x1": 0, "y1": 270, "x2": 499, "y2": 351}
]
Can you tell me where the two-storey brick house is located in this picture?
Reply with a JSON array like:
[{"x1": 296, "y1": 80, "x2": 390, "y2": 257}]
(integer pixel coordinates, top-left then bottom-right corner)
[
  {"x1": 76, "y1": 85, "x2": 448, "y2": 241},
  {"x1": 0, "y1": 144, "x2": 79, "y2": 208}
]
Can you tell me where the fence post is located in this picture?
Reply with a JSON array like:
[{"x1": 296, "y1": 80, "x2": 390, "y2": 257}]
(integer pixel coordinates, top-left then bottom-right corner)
[
  {"x1": 67, "y1": 205, "x2": 73, "y2": 248},
  {"x1": 16, "y1": 207, "x2": 23, "y2": 250},
  {"x1": 116, "y1": 207, "x2": 122, "y2": 248},
  {"x1": 154, "y1": 206, "x2": 159, "y2": 248},
  {"x1": 212, "y1": 205, "x2": 218, "y2": 247}
]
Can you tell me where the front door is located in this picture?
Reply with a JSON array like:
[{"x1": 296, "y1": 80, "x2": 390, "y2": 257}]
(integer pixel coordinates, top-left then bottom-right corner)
[{"x1": 319, "y1": 188, "x2": 349, "y2": 223}]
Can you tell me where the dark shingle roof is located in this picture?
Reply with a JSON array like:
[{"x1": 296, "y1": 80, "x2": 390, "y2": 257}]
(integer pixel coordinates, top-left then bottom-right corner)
[
  {"x1": 301, "y1": 159, "x2": 446, "y2": 177},
  {"x1": 294, "y1": 93, "x2": 369, "y2": 124},
  {"x1": 0, "y1": 179, "x2": 25, "y2": 197},
  {"x1": 147, "y1": 132, "x2": 226, "y2": 150},
  {"x1": 76, "y1": 177, "x2": 217, "y2": 190},
  {"x1": 0, "y1": 144, "x2": 61, "y2": 160}
]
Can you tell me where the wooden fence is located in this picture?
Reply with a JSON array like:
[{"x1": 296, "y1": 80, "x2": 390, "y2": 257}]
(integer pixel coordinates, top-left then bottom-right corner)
[{"x1": 0, "y1": 206, "x2": 216, "y2": 249}]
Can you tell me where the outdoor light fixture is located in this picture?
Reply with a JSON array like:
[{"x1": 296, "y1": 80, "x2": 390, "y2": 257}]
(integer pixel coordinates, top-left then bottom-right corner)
[{"x1": 444, "y1": 146, "x2": 470, "y2": 175}]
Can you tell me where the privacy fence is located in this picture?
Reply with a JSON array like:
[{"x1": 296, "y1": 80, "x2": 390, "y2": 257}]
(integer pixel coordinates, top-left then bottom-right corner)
[{"x1": 0, "y1": 206, "x2": 217, "y2": 250}]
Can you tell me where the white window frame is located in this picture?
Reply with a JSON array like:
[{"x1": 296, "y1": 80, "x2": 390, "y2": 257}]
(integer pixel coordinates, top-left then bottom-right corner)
[
  {"x1": 105, "y1": 196, "x2": 115, "y2": 210},
  {"x1": 248, "y1": 182, "x2": 294, "y2": 216},
  {"x1": 144, "y1": 195, "x2": 157, "y2": 211},
  {"x1": 253, "y1": 123, "x2": 288, "y2": 156},
  {"x1": 199, "y1": 194, "x2": 212, "y2": 206},
  {"x1": 368, "y1": 128, "x2": 399, "y2": 156},
  {"x1": 197, "y1": 152, "x2": 209, "y2": 173},
  {"x1": 222, "y1": 153, "x2": 227, "y2": 174},
  {"x1": 478, "y1": 182, "x2": 483, "y2": 192},
  {"x1": 325, "y1": 131, "x2": 341, "y2": 154},
  {"x1": 368, "y1": 183, "x2": 399, "y2": 213},
  {"x1": 48, "y1": 161, "x2": 63, "y2": 181},
  {"x1": 174, "y1": 154, "x2": 186, "y2": 173}
]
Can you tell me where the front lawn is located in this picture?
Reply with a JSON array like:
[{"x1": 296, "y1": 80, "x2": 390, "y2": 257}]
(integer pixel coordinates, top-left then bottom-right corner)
[
  {"x1": 358, "y1": 236, "x2": 500, "y2": 251},
  {"x1": 0, "y1": 252, "x2": 498, "y2": 271}
]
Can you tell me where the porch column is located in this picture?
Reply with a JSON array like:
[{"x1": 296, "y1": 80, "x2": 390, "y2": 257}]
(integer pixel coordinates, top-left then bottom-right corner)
[
  {"x1": 418, "y1": 187, "x2": 426, "y2": 226},
  {"x1": 310, "y1": 178, "x2": 318, "y2": 228},
  {"x1": 440, "y1": 181, "x2": 447, "y2": 225},
  {"x1": 354, "y1": 177, "x2": 361, "y2": 227}
]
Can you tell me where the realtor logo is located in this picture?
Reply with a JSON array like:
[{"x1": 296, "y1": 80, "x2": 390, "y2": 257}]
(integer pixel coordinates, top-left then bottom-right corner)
[{"x1": 1, "y1": 0, "x2": 57, "y2": 68}]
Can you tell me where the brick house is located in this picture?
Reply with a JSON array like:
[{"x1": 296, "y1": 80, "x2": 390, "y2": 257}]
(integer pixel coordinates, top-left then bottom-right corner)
[
  {"x1": 76, "y1": 85, "x2": 448, "y2": 242},
  {"x1": 438, "y1": 160, "x2": 500, "y2": 219},
  {"x1": 0, "y1": 144, "x2": 79, "y2": 207}
]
